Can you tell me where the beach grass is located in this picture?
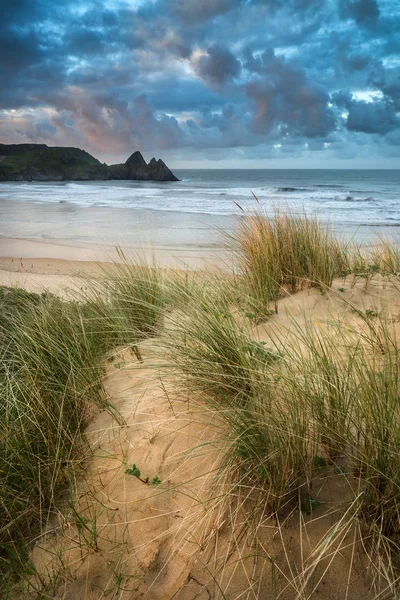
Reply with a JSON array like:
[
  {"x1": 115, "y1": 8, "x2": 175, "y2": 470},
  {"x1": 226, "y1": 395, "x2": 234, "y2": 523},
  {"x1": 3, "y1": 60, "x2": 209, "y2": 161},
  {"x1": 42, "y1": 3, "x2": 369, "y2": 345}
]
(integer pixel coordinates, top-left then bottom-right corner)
[
  {"x1": 93, "y1": 250, "x2": 167, "y2": 340},
  {"x1": 0, "y1": 260, "x2": 169, "y2": 589},
  {"x1": 0, "y1": 288, "x2": 112, "y2": 583},
  {"x1": 2, "y1": 209, "x2": 400, "y2": 596},
  {"x1": 162, "y1": 212, "x2": 400, "y2": 594},
  {"x1": 226, "y1": 208, "x2": 347, "y2": 319},
  {"x1": 76, "y1": 252, "x2": 168, "y2": 361},
  {"x1": 164, "y1": 282, "x2": 313, "y2": 511},
  {"x1": 163, "y1": 282, "x2": 400, "y2": 595}
]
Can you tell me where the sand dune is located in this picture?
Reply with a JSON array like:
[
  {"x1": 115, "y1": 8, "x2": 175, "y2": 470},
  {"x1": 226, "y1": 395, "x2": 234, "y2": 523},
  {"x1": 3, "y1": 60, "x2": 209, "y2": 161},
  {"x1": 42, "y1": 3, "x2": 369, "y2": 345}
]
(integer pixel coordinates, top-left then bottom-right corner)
[
  {"x1": 30, "y1": 342, "x2": 373, "y2": 599},
  {"x1": 10, "y1": 257, "x2": 399, "y2": 599}
]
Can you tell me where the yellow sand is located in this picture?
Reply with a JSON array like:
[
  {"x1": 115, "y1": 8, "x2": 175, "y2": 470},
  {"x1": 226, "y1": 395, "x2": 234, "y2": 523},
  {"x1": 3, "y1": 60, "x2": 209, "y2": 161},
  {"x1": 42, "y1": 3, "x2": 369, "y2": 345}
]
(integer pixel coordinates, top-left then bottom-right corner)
[{"x1": 3, "y1": 254, "x2": 400, "y2": 599}]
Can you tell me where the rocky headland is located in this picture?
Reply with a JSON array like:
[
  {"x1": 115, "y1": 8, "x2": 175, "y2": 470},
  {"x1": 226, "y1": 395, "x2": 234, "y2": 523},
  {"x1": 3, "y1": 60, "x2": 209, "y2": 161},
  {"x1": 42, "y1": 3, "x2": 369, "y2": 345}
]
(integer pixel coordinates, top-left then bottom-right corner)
[{"x1": 0, "y1": 144, "x2": 179, "y2": 182}]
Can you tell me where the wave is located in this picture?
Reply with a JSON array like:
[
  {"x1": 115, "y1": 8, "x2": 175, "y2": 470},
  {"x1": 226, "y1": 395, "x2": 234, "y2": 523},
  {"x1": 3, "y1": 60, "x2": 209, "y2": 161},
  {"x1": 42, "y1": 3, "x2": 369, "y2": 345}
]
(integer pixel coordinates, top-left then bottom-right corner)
[
  {"x1": 336, "y1": 195, "x2": 375, "y2": 202},
  {"x1": 276, "y1": 186, "x2": 309, "y2": 192},
  {"x1": 315, "y1": 184, "x2": 344, "y2": 188}
]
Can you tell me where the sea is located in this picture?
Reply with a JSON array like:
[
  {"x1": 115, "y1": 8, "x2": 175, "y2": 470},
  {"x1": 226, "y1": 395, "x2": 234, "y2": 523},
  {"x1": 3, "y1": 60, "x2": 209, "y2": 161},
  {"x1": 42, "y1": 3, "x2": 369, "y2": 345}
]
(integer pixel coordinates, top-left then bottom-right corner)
[{"x1": 0, "y1": 169, "x2": 399, "y2": 249}]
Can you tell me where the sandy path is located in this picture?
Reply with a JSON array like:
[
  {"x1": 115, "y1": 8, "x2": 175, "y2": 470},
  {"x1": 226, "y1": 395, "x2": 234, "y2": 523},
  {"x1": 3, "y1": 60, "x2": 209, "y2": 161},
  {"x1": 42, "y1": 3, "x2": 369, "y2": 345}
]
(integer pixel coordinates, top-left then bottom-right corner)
[
  {"x1": 30, "y1": 338, "x2": 377, "y2": 599},
  {"x1": 31, "y1": 342, "x2": 232, "y2": 599}
]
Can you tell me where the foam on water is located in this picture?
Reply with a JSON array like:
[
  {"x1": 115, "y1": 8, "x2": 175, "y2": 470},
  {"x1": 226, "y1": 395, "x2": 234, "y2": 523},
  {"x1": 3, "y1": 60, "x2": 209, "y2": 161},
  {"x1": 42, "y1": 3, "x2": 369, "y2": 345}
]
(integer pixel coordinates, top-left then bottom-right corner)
[{"x1": 0, "y1": 169, "x2": 399, "y2": 245}]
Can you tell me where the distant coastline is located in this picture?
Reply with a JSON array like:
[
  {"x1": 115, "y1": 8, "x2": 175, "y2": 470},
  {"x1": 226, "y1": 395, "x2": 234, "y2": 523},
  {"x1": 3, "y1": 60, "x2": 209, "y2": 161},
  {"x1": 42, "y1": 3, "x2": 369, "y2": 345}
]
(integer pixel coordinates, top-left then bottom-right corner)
[{"x1": 0, "y1": 144, "x2": 178, "y2": 182}]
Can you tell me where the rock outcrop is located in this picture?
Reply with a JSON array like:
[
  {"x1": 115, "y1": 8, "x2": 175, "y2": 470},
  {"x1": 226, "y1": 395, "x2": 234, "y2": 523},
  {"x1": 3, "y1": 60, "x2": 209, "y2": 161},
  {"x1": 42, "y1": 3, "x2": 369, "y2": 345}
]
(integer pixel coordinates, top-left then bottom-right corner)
[
  {"x1": 109, "y1": 151, "x2": 179, "y2": 182},
  {"x1": 136, "y1": 157, "x2": 179, "y2": 181},
  {"x1": 0, "y1": 144, "x2": 179, "y2": 182},
  {"x1": 124, "y1": 150, "x2": 147, "y2": 178}
]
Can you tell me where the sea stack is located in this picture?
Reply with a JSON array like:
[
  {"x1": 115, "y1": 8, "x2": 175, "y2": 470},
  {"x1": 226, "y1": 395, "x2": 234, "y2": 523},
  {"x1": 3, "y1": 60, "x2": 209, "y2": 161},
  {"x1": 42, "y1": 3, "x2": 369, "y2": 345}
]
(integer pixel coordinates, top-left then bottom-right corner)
[
  {"x1": 135, "y1": 156, "x2": 179, "y2": 182},
  {"x1": 125, "y1": 150, "x2": 147, "y2": 178}
]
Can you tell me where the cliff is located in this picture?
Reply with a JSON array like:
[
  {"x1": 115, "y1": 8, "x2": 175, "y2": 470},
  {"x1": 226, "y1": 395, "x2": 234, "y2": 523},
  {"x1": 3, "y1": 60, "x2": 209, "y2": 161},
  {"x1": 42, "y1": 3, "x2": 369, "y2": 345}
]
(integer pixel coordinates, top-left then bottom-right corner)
[{"x1": 0, "y1": 144, "x2": 179, "y2": 182}]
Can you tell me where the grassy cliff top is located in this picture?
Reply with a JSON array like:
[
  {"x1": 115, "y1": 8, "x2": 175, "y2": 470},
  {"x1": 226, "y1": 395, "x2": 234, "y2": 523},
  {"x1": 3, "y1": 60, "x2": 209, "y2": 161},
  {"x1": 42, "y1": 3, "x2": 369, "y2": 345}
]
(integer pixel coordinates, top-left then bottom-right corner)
[
  {"x1": 0, "y1": 145, "x2": 102, "y2": 169},
  {"x1": 0, "y1": 145, "x2": 108, "y2": 180}
]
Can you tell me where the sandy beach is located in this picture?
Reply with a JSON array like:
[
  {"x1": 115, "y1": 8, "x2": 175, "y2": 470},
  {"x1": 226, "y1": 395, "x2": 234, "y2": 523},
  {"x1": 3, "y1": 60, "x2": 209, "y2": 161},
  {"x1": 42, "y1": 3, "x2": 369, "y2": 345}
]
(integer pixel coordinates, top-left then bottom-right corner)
[
  {"x1": 1, "y1": 174, "x2": 399, "y2": 302},
  {"x1": 3, "y1": 212, "x2": 400, "y2": 598},
  {"x1": 12, "y1": 250, "x2": 400, "y2": 599},
  {"x1": 0, "y1": 236, "x2": 231, "y2": 297}
]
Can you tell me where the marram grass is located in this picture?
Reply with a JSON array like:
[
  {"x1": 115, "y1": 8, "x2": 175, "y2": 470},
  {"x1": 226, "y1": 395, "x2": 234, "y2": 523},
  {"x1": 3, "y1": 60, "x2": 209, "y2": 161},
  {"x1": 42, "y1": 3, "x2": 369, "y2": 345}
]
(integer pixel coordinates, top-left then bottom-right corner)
[
  {"x1": 0, "y1": 264, "x2": 168, "y2": 589},
  {"x1": 226, "y1": 208, "x2": 348, "y2": 319},
  {"x1": 163, "y1": 279, "x2": 400, "y2": 594},
  {"x1": 2, "y1": 210, "x2": 400, "y2": 597},
  {"x1": 0, "y1": 289, "x2": 111, "y2": 582}
]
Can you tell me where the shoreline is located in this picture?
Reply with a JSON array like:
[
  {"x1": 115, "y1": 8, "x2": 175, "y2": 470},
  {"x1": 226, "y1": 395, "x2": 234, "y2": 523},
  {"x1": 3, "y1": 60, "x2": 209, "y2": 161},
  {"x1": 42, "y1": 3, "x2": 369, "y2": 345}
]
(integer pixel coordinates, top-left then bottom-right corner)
[{"x1": 1, "y1": 173, "x2": 400, "y2": 254}]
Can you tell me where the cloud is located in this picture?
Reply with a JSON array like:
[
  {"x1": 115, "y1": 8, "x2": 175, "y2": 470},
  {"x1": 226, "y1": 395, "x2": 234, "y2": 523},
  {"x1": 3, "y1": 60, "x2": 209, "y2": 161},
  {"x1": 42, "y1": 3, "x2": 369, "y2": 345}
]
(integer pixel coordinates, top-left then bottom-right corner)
[
  {"x1": 369, "y1": 65, "x2": 400, "y2": 109},
  {"x1": 340, "y1": 0, "x2": 380, "y2": 25},
  {"x1": 331, "y1": 90, "x2": 354, "y2": 109},
  {"x1": 169, "y1": 0, "x2": 242, "y2": 23},
  {"x1": 346, "y1": 98, "x2": 400, "y2": 134},
  {"x1": 245, "y1": 49, "x2": 336, "y2": 138},
  {"x1": 0, "y1": 0, "x2": 398, "y2": 165},
  {"x1": 193, "y1": 43, "x2": 242, "y2": 85},
  {"x1": 332, "y1": 89, "x2": 400, "y2": 135}
]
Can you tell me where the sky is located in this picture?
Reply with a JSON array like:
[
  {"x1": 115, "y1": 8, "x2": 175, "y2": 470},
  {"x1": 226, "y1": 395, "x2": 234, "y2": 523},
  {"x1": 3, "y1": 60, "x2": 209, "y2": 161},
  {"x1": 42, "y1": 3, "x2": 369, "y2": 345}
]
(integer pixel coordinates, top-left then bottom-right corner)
[{"x1": 0, "y1": 0, "x2": 399, "y2": 168}]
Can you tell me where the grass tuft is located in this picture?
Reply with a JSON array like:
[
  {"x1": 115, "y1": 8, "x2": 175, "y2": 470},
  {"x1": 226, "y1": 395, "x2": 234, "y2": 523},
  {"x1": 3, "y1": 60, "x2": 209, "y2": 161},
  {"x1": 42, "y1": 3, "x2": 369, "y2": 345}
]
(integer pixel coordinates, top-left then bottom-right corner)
[{"x1": 225, "y1": 208, "x2": 347, "y2": 318}]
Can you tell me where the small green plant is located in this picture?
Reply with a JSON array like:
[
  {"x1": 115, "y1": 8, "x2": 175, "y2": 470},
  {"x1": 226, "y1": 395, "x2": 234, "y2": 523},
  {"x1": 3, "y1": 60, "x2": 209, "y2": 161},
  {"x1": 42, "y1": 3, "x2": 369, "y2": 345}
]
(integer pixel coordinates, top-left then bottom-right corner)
[
  {"x1": 125, "y1": 463, "x2": 142, "y2": 478},
  {"x1": 334, "y1": 467, "x2": 347, "y2": 475},
  {"x1": 238, "y1": 305, "x2": 276, "y2": 324},
  {"x1": 350, "y1": 306, "x2": 364, "y2": 316},
  {"x1": 244, "y1": 340, "x2": 281, "y2": 363},
  {"x1": 350, "y1": 307, "x2": 381, "y2": 319},
  {"x1": 125, "y1": 464, "x2": 162, "y2": 485}
]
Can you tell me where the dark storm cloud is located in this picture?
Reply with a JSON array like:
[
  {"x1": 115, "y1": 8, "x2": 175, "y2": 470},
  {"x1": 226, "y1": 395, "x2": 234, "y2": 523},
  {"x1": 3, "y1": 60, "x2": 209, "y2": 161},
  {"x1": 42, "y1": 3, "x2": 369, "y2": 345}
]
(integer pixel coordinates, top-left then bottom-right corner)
[
  {"x1": 194, "y1": 44, "x2": 242, "y2": 84},
  {"x1": 333, "y1": 93, "x2": 400, "y2": 135},
  {"x1": 245, "y1": 49, "x2": 336, "y2": 137},
  {"x1": 369, "y1": 65, "x2": 400, "y2": 109},
  {"x1": 340, "y1": 0, "x2": 380, "y2": 25},
  {"x1": 346, "y1": 98, "x2": 399, "y2": 134},
  {"x1": 332, "y1": 89, "x2": 400, "y2": 135},
  {"x1": 0, "y1": 0, "x2": 399, "y2": 163},
  {"x1": 168, "y1": 0, "x2": 242, "y2": 23}
]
